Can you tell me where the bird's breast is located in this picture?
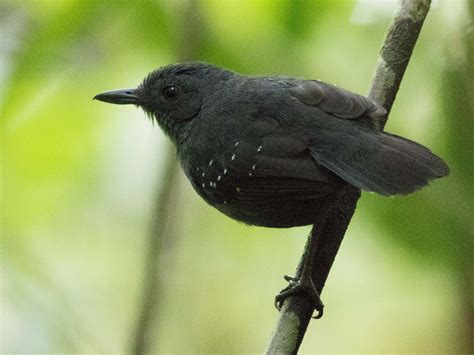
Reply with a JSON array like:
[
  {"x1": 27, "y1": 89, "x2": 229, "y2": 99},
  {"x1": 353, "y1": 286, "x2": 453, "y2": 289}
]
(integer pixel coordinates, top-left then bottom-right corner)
[{"x1": 181, "y1": 138, "x2": 260, "y2": 206}]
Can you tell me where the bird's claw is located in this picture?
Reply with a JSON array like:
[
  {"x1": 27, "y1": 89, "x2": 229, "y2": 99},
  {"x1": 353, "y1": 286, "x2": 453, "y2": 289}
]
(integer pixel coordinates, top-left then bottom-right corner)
[
  {"x1": 274, "y1": 274, "x2": 324, "y2": 319},
  {"x1": 274, "y1": 275, "x2": 297, "y2": 311}
]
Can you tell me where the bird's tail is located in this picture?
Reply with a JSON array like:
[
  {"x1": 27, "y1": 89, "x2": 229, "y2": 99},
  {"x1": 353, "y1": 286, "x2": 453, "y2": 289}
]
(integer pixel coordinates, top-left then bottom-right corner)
[{"x1": 309, "y1": 121, "x2": 449, "y2": 195}]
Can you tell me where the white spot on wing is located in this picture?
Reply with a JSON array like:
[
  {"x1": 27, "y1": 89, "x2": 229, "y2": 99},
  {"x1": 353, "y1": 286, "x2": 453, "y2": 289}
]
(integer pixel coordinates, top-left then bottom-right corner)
[
  {"x1": 231, "y1": 154, "x2": 236, "y2": 160},
  {"x1": 257, "y1": 145, "x2": 262, "y2": 152}
]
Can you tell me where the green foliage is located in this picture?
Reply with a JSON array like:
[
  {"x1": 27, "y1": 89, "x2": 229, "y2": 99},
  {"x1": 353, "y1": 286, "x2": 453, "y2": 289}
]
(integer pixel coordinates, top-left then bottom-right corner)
[{"x1": 1, "y1": 0, "x2": 472, "y2": 353}]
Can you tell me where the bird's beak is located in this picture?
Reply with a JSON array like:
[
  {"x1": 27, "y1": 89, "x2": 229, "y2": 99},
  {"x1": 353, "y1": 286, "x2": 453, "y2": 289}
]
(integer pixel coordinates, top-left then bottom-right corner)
[{"x1": 93, "y1": 88, "x2": 140, "y2": 105}]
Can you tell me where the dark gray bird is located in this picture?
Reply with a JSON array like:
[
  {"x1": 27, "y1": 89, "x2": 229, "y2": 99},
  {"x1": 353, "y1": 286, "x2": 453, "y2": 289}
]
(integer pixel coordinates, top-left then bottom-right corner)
[
  {"x1": 95, "y1": 62, "x2": 450, "y2": 318},
  {"x1": 94, "y1": 62, "x2": 449, "y2": 228}
]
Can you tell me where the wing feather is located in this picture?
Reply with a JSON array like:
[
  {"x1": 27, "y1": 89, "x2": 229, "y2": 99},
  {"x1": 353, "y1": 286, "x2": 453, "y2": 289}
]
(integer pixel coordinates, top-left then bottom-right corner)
[{"x1": 289, "y1": 80, "x2": 386, "y2": 124}]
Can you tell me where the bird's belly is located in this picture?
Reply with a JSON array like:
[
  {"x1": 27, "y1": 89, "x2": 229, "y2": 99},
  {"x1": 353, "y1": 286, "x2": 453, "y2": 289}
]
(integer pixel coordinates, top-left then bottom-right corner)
[
  {"x1": 186, "y1": 166, "x2": 337, "y2": 227},
  {"x1": 215, "y1": 194, "x2": 333, "y2": 228},
  {"x1": 180, "y1": 139, "x2": 342, "y2": 227}
]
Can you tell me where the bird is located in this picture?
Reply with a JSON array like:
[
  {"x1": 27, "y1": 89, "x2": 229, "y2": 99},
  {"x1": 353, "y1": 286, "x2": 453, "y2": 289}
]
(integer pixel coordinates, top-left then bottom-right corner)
[
  {"x1": 94, "y1": 61, "x2": 449, "y2": 228},
  {"x1": 94, "y1": 61, "x2": 449, "y2": 316}
]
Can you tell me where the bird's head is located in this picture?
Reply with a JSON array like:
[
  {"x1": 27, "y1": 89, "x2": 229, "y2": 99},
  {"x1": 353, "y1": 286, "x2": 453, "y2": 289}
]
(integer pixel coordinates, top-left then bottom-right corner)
[{"x1": 94, "y1": 62, "x2": 234, "y2": 143}]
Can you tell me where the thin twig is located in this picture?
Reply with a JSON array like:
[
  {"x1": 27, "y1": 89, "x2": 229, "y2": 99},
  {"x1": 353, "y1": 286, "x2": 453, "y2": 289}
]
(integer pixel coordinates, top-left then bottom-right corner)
[{"x1": 266, "y1": 1, "x2": 431, "y2": 353}]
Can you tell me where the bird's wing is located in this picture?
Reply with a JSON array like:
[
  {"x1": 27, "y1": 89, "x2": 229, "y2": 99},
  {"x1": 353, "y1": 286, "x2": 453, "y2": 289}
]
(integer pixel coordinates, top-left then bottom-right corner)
[
  {"x1": 283, "y1": 79, "x2": 449, "y2": 195},
  {"x1": 220, "y1": 118, "x2": 343, "y2": 203},
  {"x1": 287, "y1": 79, "x2": 386, "y2": 125}
]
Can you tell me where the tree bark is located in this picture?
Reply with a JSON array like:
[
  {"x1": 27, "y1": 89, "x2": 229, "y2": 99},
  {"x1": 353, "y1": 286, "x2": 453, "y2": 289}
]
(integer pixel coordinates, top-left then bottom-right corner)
[{"x1": 266, "y1": 1, "x2": 431, "y2": 353}]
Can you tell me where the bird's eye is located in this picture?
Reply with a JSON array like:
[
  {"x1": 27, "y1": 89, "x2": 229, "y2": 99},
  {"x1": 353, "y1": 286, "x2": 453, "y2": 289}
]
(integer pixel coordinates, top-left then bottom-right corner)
[{"x1": 162, "y1": 85, "x2": 179, "y2": 100}]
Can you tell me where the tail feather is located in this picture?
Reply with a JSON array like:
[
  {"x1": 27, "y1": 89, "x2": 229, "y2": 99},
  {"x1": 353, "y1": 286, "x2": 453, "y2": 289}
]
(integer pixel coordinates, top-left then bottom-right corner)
[{"x1": 309, "y1": 122, "x2": 449, "y2": 195}]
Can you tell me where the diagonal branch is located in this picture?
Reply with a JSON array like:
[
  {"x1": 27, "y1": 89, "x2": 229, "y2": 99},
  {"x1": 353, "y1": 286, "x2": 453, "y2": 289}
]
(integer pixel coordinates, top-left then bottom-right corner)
[{"x1": 266, "y1": 1, "x2": 431, "y2": 353}]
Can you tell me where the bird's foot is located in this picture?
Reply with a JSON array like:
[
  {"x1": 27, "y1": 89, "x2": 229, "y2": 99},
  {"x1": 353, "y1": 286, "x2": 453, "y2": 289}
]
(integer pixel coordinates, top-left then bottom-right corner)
[{"x1": 274, "y1": 274, "x2": 324, "y2": 319}]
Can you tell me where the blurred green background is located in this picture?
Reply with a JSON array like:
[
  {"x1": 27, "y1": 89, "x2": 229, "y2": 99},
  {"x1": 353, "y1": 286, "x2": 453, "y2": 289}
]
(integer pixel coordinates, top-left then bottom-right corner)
[{"x1": 1, "y1": 0, "x2": 473, "y2": 353}]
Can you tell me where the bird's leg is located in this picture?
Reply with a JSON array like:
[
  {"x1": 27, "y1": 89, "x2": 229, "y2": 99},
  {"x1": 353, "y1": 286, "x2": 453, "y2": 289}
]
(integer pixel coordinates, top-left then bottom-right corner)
[{"x1": 274, "y1": 216, "x2": 326, "y2": 319}]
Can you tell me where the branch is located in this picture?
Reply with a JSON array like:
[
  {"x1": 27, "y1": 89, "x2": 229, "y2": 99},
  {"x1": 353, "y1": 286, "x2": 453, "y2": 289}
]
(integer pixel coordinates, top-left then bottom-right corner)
[
  {"x1": 266, "y1": 1, "x2": 431, "y2": 353},
  {"x1": 130, "y1": 1, "x2": 205, "y2": 353},
  {"x1": 369, "y1": 0, "x2": 432, "y2": 124},
  {"x1": 130, "y1": 146, "x2": 181, "y2": 355}
]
